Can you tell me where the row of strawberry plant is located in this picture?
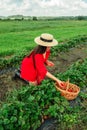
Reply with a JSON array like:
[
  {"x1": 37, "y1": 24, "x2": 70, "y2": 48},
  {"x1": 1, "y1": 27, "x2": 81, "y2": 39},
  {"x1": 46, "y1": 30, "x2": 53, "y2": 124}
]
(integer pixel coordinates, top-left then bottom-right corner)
[
  {"x1": 0, "y1": 58, "x2": 87, "y2": 130},
  {"x1": 57, "y1": 58, "x2": 87, "y2": 88},
  {"x1": 57, "y1": 58, "x2": 87, "y2": 129},
  {"x1": 0, "y1": 49, "x2": 29, "y2": 69},
  {"x1": 0, "y1": 82, "x2": 78, "y2": 130},
  {"x1": 0, "y1": 35, "x2": 87, "y2": 69},
  {"x1": 51, "y1": 35, "x2": 87, "y2": 56}
]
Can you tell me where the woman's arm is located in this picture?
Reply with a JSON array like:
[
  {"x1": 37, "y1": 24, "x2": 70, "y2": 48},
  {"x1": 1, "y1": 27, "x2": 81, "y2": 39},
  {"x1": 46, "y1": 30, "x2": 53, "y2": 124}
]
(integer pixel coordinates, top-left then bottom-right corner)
[{"x1": 46, "y1": 71, "x2": 64, "y2": 87}]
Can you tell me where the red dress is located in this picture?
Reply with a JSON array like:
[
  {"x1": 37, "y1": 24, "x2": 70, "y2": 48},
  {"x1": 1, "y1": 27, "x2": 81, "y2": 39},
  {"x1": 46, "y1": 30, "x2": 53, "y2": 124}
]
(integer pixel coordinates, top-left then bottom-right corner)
[{"x1": 20, "y1": 50, "x2": 50, "y2": 84}]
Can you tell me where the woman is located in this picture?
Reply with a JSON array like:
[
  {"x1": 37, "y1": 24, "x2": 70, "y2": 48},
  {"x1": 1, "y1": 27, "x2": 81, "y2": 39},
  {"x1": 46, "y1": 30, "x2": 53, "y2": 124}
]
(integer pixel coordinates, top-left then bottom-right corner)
[{"x1": 20, "y1": 33, "x2": 64, "y2": 86}]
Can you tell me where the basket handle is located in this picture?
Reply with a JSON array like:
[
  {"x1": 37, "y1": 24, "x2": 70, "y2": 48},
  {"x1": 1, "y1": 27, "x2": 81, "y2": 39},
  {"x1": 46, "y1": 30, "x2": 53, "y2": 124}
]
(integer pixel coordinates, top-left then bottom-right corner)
[{"x1": 66, "y1": 78, "x2": 69, "y2": 91}]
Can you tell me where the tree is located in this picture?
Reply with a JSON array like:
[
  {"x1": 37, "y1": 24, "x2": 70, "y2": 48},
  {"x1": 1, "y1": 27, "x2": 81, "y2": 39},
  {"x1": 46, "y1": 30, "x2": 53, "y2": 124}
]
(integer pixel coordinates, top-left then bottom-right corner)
[{"x1": 32, "y1": 16, "x2": 37, "y2": 20}]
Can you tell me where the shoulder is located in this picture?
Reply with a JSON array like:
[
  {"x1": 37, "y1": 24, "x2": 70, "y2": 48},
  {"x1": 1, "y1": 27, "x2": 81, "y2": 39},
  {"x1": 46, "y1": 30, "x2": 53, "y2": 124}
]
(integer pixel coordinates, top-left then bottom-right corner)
[
  {"x1": 35, "y1": 54, "x2": 44, "y2": 62},
  {"x1": 35, "y1": 54, "x2": 43, "y2": 58}
]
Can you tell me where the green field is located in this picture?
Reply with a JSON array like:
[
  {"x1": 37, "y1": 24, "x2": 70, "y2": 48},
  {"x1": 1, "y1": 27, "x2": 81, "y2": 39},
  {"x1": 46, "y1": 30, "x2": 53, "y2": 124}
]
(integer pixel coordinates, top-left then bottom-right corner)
[
  {"x1": 0, "y1": 20, "x2": 87, "y2": 57},
  {"x1": 0, "y1": 20, "x2": 87, "y2": 130}
]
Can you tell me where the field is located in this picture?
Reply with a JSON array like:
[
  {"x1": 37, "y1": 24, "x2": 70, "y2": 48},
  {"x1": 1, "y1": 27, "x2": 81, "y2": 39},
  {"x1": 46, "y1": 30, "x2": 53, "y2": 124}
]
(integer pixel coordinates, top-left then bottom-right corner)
[
  {"x1": 0, "y1": 20, "x2": 87, "y2": 130},
  {"x1": 0, "y1": 20, "x2": 87, "y2": 57}
]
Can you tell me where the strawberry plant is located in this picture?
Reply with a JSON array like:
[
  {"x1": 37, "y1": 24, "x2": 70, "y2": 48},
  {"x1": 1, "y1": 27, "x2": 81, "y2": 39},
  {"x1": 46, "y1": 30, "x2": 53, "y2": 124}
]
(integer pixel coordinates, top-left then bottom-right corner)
[{"x1": 0, "y1": 78, "x2": 80, "y2": 130}]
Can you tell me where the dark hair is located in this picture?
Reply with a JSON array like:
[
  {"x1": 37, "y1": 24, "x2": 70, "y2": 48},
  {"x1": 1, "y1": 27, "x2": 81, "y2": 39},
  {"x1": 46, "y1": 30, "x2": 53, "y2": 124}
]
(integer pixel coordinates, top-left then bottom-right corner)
[
  {"x1": 34, "y1": 45, "x2": 47, "y2": 54},
  {"x1": 27, "y1": 45, "x2": 47, "y2": 80},
  {"x1": 27, "y1": 45, "x2": 47, "y2": 58}
]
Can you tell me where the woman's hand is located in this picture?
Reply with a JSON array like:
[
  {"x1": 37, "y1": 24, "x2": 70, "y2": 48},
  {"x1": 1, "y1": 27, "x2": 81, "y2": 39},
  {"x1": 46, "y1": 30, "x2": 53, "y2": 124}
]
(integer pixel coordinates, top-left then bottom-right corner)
[
  {"x1": 46, "y1": 60, "x2": 54, "y2": 67},
  {"x1": 56, "y1": 79, "x2": 66, "y2": 89},
  {"x1": 46, "y1": 72, "x2": 66, "y2": 89}
]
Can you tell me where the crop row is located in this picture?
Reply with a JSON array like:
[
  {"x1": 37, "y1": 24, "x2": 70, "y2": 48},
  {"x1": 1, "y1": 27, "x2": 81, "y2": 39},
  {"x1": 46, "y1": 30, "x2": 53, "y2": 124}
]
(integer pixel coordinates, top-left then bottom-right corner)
[{"x1": 0, "y1": 35, "x2": 87, "y2": 69}]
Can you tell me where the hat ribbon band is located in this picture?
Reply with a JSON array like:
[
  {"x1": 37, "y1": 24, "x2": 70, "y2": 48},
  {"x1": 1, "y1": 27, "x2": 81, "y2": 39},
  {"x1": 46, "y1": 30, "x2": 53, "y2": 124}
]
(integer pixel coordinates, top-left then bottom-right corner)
[{"x1": 40, "y1": 37, "x2": 53, "y2": 42}]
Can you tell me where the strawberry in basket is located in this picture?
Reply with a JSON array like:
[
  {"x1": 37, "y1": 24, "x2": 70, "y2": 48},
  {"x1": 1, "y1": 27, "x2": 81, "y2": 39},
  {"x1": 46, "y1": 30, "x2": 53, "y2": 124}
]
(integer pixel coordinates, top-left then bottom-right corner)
[
  {"x1": 55, "y1": 79, "x2": 80, "y2": 100},
  {"x1": 68, "y1": 88, "x2": 73, "y2": 92}
]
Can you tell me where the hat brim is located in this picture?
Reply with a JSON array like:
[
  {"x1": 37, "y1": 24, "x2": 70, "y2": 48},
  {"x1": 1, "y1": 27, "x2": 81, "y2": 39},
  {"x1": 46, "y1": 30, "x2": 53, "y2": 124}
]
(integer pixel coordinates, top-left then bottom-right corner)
[{"x1": 34, "y1": 36, "x2": 58, "y2": 47}]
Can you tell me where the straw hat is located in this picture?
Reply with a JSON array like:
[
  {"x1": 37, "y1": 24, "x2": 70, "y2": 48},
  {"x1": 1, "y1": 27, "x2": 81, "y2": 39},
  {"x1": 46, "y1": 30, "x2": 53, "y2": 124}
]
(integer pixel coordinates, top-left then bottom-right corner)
[{"x1": 34, "y1": 33, "x2": 58, "y2": 47}]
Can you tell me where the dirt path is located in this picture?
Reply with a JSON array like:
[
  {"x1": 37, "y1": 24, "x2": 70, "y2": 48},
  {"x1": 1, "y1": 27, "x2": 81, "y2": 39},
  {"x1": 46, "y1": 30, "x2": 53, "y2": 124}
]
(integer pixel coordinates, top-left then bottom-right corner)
[
  {"x1": 48, "y1": 43, "x2": 87, "y2": 74},
  {"x1": 0, "y1": 43, "x2": 87, "y2": 101}
]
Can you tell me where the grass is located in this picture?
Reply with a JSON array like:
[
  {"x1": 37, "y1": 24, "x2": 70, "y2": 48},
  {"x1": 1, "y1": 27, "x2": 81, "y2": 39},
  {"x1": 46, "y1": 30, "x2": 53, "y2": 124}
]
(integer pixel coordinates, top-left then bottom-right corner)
[{"x1": 0, "y1": 20, "x2": 87, "y2": 57}]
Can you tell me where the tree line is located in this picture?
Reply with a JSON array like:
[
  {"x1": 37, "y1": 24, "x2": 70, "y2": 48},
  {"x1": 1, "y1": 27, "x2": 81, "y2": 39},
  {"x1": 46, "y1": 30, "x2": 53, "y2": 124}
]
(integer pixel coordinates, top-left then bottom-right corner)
[{"x1": 0, "y1": 16, "x2": 87, "y2": 21}]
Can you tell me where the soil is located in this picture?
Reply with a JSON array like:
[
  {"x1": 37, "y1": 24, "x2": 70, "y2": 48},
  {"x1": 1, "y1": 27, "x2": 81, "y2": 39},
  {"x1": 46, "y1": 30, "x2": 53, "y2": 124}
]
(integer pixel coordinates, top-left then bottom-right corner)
[{"x1": 0, "y1": 43, "x2": 87, "y2": 101}]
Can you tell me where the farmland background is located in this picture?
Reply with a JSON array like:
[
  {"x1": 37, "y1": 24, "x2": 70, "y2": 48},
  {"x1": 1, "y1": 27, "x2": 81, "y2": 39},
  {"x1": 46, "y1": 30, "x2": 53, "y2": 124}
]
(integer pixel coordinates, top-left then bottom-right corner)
[
  {"x1": 0, "y1": 19, "x2": 87, "y2": 130},
  {"x1": 0, "y1": 20, "x2": 87, "y2": 57}
]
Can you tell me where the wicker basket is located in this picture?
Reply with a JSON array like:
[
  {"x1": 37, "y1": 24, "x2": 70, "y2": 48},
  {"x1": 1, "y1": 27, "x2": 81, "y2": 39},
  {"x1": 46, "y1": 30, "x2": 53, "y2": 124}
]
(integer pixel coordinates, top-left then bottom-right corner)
[{"x1": 55, "y1": 80, "x2": 80, "y2": 100}]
